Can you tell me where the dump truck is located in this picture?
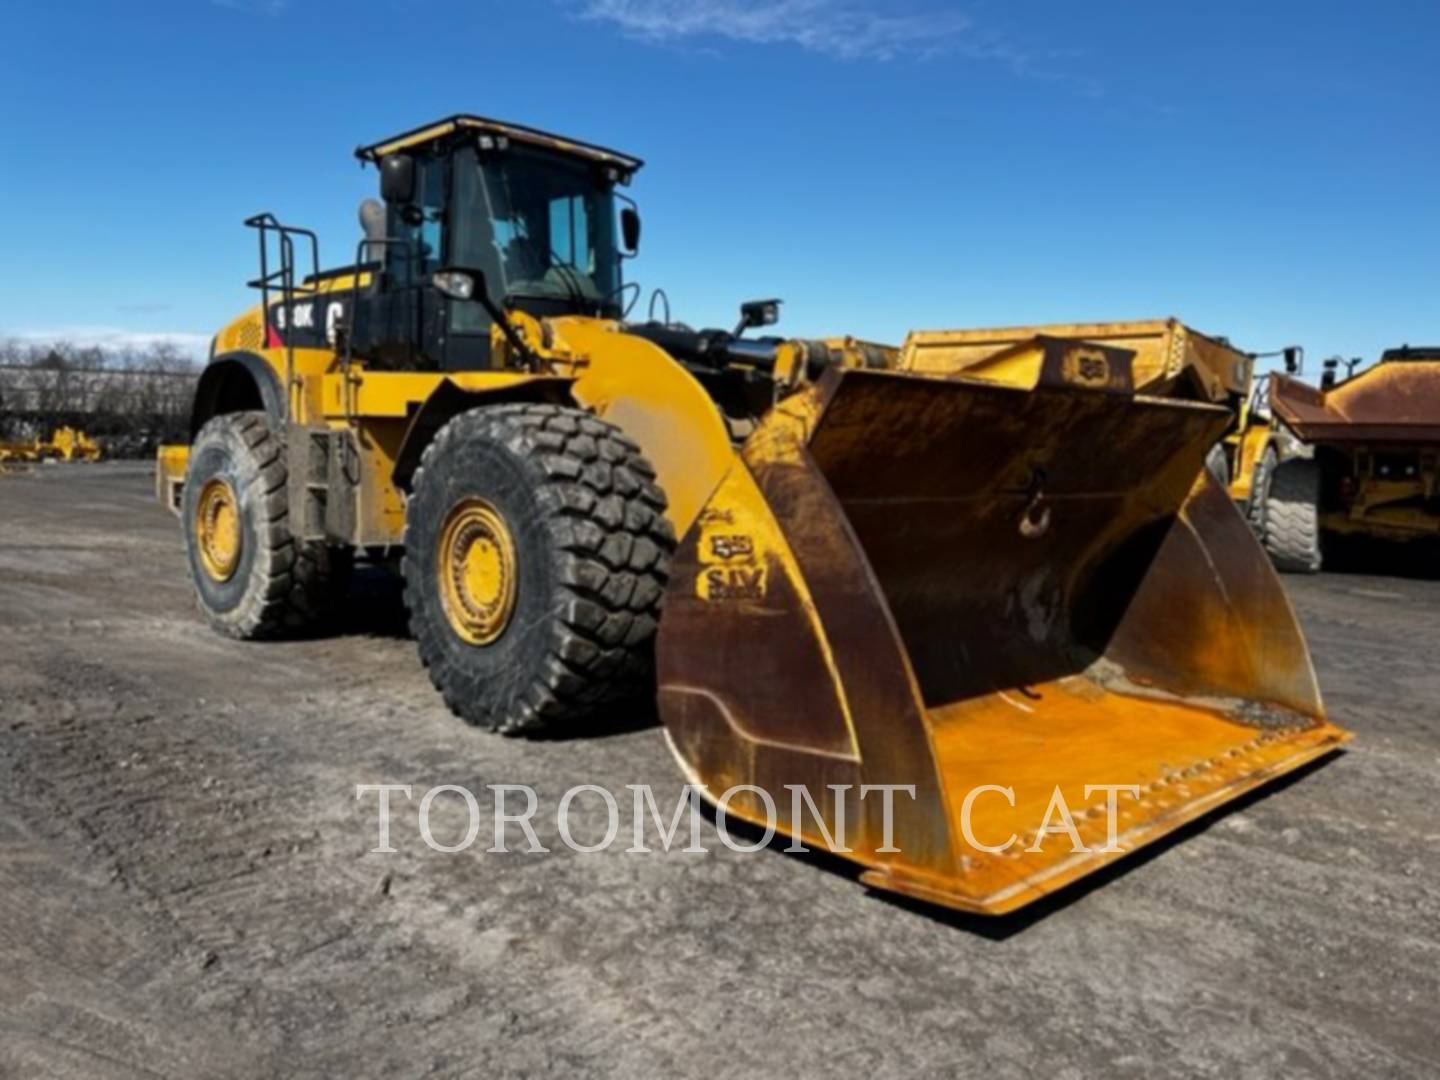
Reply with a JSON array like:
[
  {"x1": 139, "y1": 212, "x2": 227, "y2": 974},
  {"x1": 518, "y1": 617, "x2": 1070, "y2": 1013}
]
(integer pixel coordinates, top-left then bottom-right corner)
[
  {"x1": 902, "y1": 321, "x2": 1285, "y2": 532},
  {"x1": 156, "y1": 115, "x2": 1347, "y2": 915},
  {"x1": 1261, "y1": 346, "x2": 1440, "y2": 572}
]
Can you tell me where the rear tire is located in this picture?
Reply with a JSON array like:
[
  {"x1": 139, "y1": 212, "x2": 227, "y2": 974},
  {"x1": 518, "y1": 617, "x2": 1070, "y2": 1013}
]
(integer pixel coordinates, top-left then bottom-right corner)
[
  {"x1": 1263, "y1": 457, "x2": 1323, "y2": 573},
  {"x1": 183, "y1": 412, "x2": 346, "y2": 639},
  {"x1": 402, "y1": 403, "x2": 674, "y2": 735}
]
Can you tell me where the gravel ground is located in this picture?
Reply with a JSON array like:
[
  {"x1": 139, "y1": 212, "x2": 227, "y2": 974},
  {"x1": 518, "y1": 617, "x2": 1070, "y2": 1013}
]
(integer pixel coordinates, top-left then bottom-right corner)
[{"x1": 1, "y1": 462, "x2": 1437, "y2": 1079}]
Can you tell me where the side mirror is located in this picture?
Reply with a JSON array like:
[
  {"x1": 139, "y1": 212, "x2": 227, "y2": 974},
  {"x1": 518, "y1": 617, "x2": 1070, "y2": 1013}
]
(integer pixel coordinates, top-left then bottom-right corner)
[
  {"x1": 1321, "y1": 357, "x2": 1339, "y2": 390},
  {"x1": 380, "y1": 154, "x2": 416, "y2": 205},
  {"x1": 1283, "y1": 346, "x2": 1301, "y2": 375},
  {"x1": 620, "y1": 207, "x2": 642, "y2": 255},
  {"x1": 735, "y1": 298, "x2": 782, "y2": 337}
]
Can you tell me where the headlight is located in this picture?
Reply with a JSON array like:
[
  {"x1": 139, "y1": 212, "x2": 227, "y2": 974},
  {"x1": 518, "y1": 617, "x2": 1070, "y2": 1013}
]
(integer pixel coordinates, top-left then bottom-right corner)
[{"x1": 432, "y1": 270, "x2": 477, "y2": 300}]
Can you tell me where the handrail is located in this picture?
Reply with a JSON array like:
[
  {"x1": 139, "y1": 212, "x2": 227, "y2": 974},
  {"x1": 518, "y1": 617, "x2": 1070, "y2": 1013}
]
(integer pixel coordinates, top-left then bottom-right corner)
[{"x1": 244, "y1": 214, "x2": 322, "y2": 422}]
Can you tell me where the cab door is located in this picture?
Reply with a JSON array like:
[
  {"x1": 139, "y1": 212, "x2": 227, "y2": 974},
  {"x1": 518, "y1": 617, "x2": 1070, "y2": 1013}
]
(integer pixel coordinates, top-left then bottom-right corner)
[{"x1": 362, "y1": 152, "x2": 449, "y2": 369}]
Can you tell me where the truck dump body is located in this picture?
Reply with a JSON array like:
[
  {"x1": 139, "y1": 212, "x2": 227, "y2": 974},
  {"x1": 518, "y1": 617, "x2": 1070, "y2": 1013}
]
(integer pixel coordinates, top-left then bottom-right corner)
[
  {"x1": 902, "y1": 319, "x2": 1268, "y2": 513},
  {"x1": 658, "y1": 338, "x2": 1346, "y2": 915},
  {"x1": 1271, "y1": 358, "x2": 1440, "y2": 444},
  {"x1": 901, "y1": 318, "x2": 1252, "y2": 404}
]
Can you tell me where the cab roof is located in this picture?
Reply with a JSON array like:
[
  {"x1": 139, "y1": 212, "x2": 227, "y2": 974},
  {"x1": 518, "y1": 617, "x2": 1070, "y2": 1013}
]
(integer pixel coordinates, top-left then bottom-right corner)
[
  {"x1": 355, "y1": 114, "x2": 644, "y2": 174},
  {"x1": 1381, "y1": 345, "x2": 1440, "y2": 362}
]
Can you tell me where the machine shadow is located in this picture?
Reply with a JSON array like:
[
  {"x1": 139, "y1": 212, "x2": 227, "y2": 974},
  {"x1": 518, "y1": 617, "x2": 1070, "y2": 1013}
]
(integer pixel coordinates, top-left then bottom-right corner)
[
  {"x1": 329, "y1": 561, "x2": 661, "y2": 739},
  {"x1": 1320, "y1": 535, "x2": 1440, "y2": 580},
  {"x1": 333, "y1": 561, "x2": 411, "y2": 639}
]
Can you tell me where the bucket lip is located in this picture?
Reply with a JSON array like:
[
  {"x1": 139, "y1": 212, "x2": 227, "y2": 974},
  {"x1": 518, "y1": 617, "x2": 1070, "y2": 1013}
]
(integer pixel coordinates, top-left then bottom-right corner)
[
  {"x1": 858, "y1": 721, "x2": 1350, "y2": 917},
  {"x1": 661, "y1": 718, "x2": 1350, "y2": 918}
]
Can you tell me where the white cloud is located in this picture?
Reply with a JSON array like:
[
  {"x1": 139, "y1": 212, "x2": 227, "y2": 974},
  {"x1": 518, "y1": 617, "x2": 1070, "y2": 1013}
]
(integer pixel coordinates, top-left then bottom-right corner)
[
  {"x1": 575, "y1": 0, "x2": 974, "y2": 61},
  {"x1": 4, "y1": 328, "x2": 211, "y2": 360}
]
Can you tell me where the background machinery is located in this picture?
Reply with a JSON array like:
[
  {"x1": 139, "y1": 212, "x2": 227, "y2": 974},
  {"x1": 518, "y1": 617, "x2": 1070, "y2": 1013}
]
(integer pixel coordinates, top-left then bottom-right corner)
[
  {"x1": 902, "y1": 321, "x2": 1293, "y2": 536},
  {"x1": 0, "y1": 426, "x2": 103, "y2": 467},
  {"x1": 157, "y1": 115, "x2": 1347, "y2": 915},
  {"x1": 1261, "y1": 346, "x2": 1440, "y2": 572},
  {"x1": 48, "y1": 427, "x2": 103, "y2": 462}
]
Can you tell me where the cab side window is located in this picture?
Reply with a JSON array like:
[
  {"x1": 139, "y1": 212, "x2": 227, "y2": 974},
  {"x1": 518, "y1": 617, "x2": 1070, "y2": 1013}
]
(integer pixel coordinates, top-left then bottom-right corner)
[{"x1": 549, "y1": 194, "x2": 592, "y2": 274}]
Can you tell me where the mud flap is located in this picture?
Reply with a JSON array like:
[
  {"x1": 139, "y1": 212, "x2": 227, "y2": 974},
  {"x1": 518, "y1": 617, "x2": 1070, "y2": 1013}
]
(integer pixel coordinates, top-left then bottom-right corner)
[{"x1": 657, "y1": 351, "x2": 1348, "y2": 916}]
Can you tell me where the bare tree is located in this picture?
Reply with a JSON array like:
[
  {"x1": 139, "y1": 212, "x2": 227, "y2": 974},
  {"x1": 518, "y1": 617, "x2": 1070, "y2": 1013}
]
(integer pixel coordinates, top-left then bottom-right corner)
[{"x1": 0, "y1": 337, "x2": 201, "y2": 456}]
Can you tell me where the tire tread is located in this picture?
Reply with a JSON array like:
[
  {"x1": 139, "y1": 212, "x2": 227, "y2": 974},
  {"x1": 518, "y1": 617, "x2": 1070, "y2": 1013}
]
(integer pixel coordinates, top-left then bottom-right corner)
[
  {"x1": 187, "y1": 412, "x2": 343, "y2": 639},
  {"x1": 402, "y1": 403, "x2": 674, "y2": 735},
  {"x1": 1263, "y1": 456, "x2": 1323, "y2": 574}
]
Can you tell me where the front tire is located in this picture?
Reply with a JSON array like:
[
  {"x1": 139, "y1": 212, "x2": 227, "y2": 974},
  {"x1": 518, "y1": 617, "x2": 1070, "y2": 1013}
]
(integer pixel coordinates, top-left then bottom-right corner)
[
  {"x1": 1204, "y1": 443, "x2": 1231, "y2": 490},
  {"x1": 1246, "y1": 446, "x2": 1278, "y2": 541},
  {"x1": 1263, "y1": 457, "x2": 1323, "y2": 574},
  {"x1": 183, "y1": 412, "x2": 345, "y2": 638},
  {"x1": 402, "y1": 403, "x2": 674, "y2": 735}
]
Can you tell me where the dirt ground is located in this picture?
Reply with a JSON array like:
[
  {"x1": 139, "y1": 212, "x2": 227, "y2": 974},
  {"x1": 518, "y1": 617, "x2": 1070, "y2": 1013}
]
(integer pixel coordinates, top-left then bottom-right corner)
[{"x1": 1, "y1": 462, "x2": 1437, "y2": 1079}]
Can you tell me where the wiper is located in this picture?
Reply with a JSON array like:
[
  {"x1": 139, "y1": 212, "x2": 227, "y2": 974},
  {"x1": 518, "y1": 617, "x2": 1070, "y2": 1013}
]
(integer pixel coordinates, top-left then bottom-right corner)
[{"x1": 547, "y1": 257, "x2": 590, "y2": 308}]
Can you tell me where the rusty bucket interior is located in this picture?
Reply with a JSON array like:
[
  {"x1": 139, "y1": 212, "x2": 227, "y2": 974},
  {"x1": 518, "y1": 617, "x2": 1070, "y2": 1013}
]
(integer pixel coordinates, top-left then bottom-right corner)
[{"x1": 658, "y1": 343, "x2": 1348, "y2": 916}]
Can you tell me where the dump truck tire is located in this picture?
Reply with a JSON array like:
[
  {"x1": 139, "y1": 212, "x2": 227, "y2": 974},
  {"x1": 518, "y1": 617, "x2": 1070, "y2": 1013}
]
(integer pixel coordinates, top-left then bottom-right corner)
[
  {"x1": 1204, "y1": 443, "x2": 1231, "y2": 489},
  {"x1": 1246, "y1": 446, "x2": 1277, "y2": 541},
  {"x1": 1264, "y1": 457, "x2": 1323, "y2": 573},
  {"x1": 183, "y1": 411, "x2": 346, "y2": 639},
  {"x1": 403, "y1": 403, "x2": 674, "y2": 735}
]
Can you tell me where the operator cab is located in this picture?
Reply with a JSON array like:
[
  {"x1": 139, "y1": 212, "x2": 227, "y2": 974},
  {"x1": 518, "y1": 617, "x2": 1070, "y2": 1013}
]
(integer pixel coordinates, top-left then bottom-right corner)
[{"x1": 348, "y1": 115, "x2": 643, "y2": 371}]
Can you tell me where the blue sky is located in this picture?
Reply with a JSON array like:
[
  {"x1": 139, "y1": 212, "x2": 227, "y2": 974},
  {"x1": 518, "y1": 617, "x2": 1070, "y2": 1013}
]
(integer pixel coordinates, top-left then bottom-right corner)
[{"x1": 1, "y1": 0, "x2": 1436, "y2": 370}]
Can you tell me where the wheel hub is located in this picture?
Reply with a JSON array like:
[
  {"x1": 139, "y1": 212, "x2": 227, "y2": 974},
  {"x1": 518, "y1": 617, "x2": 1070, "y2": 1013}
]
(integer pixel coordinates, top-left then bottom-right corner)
[
  {"x1": 195, "y1": 477, "x2": 242, "y2": 582},
  {"x1": 438, "y1": 498, "x2": 518, "y2": 645}
]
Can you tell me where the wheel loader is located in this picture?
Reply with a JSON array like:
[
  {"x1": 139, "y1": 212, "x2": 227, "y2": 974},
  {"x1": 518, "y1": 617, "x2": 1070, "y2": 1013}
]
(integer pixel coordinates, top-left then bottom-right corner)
[
  {"x1": 156, "y1": 115, "x2": 1347, "y2": 915},
  {"x1": 1260, "y1": 346, "x2": 1440, "y2": 573}
]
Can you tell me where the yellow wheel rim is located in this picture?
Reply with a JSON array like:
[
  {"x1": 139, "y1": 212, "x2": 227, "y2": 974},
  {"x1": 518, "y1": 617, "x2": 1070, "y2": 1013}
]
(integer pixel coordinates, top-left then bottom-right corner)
[
  {"x1": 437, "y1": 497, "x2": 518, "y2": 646},
  {"x1": 195, "y1": 477, "x2": 242, "y2": 582}
]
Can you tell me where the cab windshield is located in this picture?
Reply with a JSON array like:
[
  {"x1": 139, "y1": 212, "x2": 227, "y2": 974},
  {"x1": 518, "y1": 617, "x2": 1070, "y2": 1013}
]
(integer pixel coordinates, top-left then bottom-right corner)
[{"x1": 455, "y1": 145, "x2": 622, "y2": 316}]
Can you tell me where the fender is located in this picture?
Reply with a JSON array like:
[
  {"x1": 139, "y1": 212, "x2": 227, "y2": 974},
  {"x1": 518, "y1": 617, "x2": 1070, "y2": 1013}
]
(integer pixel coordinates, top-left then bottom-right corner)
[
  {"x1": 554, "y1": 318, "x2": 737, "y2": 540},
  {"x1": 189, "y1": 352, "x2": 286, "y2": 438},
  {"x1": 391, "y1": 375, "x2": 576, "y2": 490}
]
